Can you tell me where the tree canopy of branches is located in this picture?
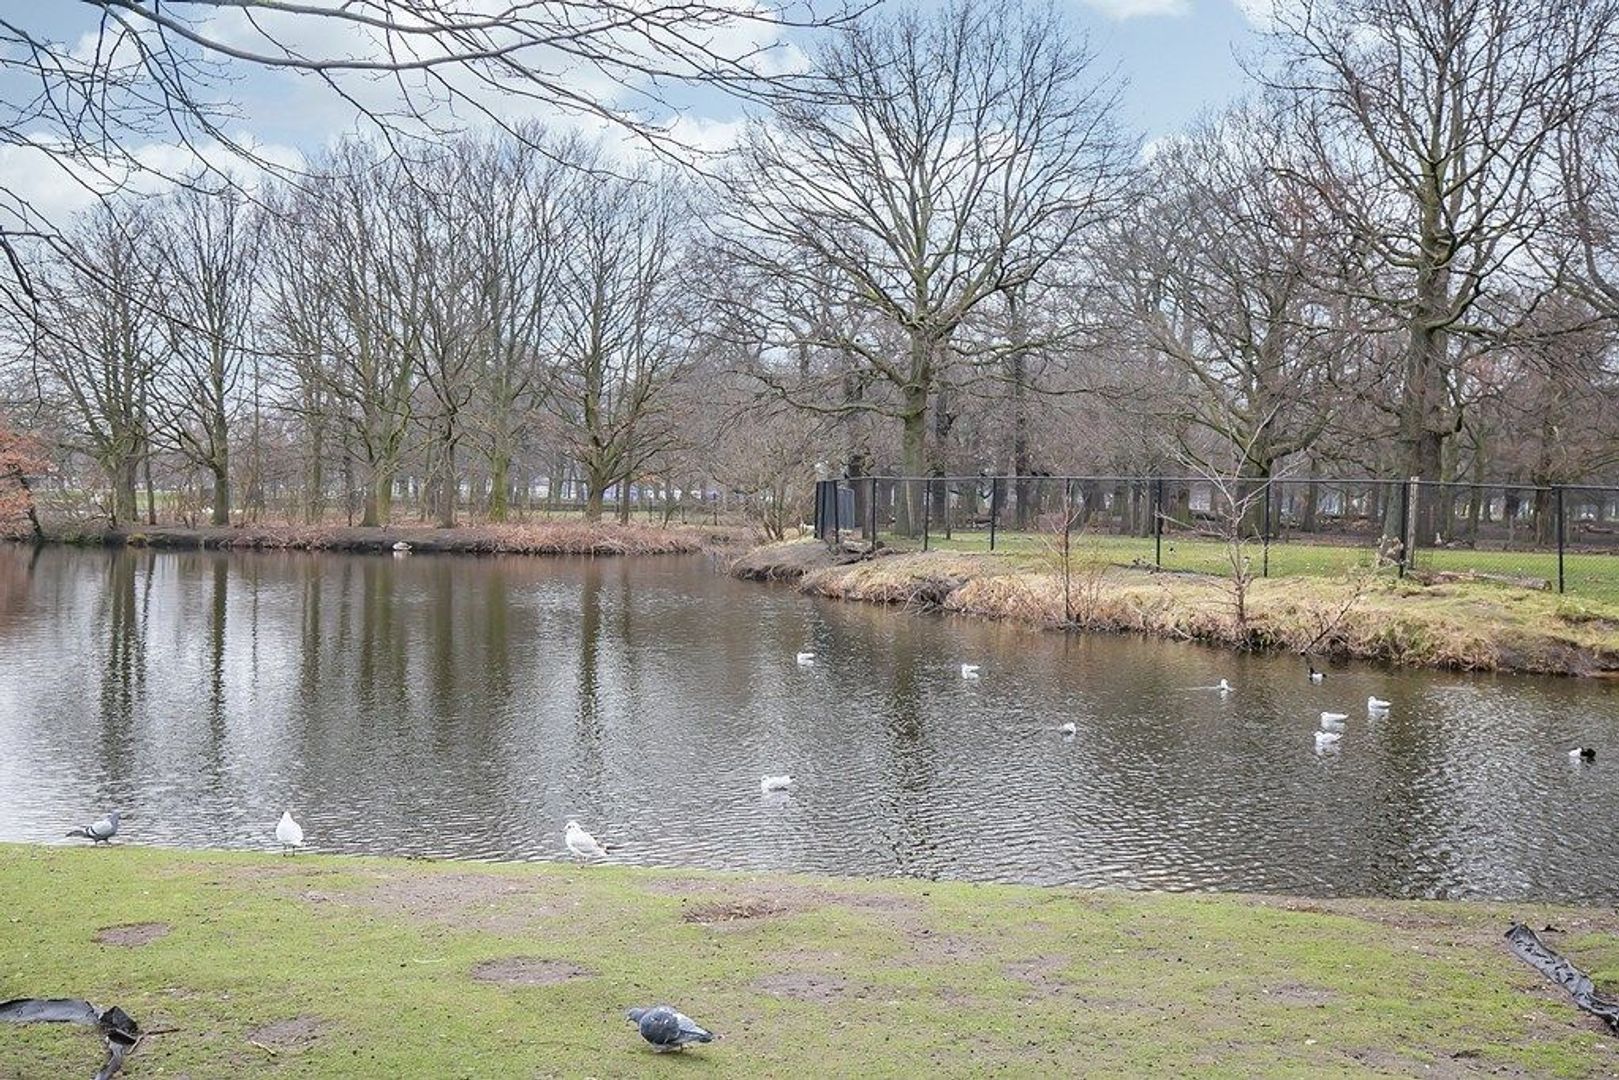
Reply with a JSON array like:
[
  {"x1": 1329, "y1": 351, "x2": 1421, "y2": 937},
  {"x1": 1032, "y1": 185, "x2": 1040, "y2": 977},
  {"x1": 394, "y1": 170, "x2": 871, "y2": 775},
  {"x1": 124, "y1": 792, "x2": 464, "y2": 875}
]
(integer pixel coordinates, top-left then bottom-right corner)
[{"x1": 714, "y1": 0, "x2": 1132, "y2": 531}]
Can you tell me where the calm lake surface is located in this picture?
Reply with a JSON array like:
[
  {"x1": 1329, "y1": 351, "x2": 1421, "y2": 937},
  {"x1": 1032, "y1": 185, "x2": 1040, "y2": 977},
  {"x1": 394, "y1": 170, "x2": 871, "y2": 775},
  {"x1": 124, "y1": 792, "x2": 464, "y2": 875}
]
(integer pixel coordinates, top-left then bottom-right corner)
[{"x1": 1, "y1": 544, "x2": 1616, "y2": 902}]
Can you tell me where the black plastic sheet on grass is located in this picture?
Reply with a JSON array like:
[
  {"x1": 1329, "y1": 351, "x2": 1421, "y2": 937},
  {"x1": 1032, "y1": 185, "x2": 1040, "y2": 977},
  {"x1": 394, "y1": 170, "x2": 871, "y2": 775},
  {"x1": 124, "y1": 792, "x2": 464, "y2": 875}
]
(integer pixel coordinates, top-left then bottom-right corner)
[
  {"x1": 0, "y1": 997, "x2": 140, "y2": 1079},
  {"x1": 1506, "y1": 923, "x2": 1619, "y2": 1034}
]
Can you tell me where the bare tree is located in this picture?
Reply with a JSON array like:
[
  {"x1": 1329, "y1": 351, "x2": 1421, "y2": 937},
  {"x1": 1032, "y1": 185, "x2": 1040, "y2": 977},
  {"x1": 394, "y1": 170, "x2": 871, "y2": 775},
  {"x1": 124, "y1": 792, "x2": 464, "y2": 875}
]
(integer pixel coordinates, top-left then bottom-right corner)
[
  {"x1": 716, "y1": 0, "x2": 1132, "y2": 533},
  {"x1": 1259, "y1": 0, "x2": 1618, "y2": 536},
  {"x1": 152, "y1": 184, "x2": 257, "y2": 525},
  {"x1": 548, "y1": 164, "x2": 691, "y2": 523},
  {"x1": 27, "y1": 205, "x2": 165, "y2": 526},
  {"x1": 1102, "y1": 108, "x2": 1354, "y2": 480},
  {"x1": 462, "y1": 132, "x2": 571, "y2": 522}
]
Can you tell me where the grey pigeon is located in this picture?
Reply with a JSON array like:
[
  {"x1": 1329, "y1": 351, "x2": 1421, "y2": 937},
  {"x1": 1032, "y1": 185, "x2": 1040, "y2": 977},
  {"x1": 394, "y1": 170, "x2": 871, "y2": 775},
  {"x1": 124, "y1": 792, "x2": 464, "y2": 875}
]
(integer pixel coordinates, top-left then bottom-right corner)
[
  {"x1": 66, "y1": 811, "x2": 119, "y2": 844},
  {"x1": 625, "y1": 1005, "x2": 714, "y2": 1052}
]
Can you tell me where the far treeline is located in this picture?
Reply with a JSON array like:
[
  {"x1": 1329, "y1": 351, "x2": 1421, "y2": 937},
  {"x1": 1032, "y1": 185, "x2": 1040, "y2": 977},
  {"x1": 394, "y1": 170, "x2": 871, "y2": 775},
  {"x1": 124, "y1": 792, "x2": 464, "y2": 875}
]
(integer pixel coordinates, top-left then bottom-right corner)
[{"x1": 3, "y1": 0, "x2": 1619, "y2": 541}]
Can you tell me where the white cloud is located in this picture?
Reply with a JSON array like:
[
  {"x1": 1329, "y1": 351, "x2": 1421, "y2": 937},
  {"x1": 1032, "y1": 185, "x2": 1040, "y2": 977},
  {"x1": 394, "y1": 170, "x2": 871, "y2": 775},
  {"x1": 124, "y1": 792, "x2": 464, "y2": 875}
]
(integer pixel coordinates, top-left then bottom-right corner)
[
  {"x1": 1081, "y1": 0, "x2": 1190, "y2": 18},
  {"x1": 0, "y1": 135, "x2": 305, "y2": 232}
]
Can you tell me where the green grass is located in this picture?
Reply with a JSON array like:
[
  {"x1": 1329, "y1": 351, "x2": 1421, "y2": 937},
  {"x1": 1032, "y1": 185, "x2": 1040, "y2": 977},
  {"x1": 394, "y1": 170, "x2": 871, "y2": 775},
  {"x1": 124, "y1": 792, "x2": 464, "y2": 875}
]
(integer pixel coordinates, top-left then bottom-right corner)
[
  {"x1": 2, "y1": 844, "x2": 1618, "y2": 1077},
  {"x1": 872, "y1": 529, "x2": 1619, "y2": 600}
]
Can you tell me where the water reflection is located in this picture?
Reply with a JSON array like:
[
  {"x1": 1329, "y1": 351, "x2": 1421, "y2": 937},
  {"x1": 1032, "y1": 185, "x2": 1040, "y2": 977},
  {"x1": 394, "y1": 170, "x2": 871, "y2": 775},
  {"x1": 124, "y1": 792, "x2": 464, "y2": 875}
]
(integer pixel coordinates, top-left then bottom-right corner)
[{"x1": 0, "y1": 544, "x2": 1617, "y2": 902}]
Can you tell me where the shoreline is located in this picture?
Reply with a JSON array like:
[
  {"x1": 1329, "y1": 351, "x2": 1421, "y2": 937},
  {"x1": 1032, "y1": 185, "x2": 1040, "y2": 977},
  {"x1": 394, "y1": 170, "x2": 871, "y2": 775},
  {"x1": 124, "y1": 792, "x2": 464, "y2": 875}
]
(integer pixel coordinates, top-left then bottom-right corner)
[
  {"x1": 732, "y1": 540, "x2": 1619, "y2": 677},
  {"x1": 5, "y1": 520, "x2": 741, "y2": 557},
  {"x1": 2, "y1": 842, "x2": 1616, "y2": 1076}
]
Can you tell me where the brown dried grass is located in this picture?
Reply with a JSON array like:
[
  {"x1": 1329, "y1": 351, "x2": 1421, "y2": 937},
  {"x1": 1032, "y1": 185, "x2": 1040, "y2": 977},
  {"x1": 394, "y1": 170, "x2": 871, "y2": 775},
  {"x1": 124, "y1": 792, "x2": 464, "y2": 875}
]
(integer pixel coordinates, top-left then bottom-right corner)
[{"x1": 764, "y1": 546, "x2": 1619, "y2": 675}]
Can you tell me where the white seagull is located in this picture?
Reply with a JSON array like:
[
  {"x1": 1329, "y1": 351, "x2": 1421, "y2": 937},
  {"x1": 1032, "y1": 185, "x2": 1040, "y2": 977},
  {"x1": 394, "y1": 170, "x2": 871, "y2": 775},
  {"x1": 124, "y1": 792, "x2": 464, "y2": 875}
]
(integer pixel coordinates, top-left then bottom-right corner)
[
  {"x1": 392, "y1": 540, "x2": 412, "y2": 553},
  {"x1": 565, "y1": 820, "x2": 609, "y2": 859},
  {"x1": 276, "y1": 810, "x2": 305, "y2": 853},
  {"x1": 1367, "y1": 696, "x2": 1391, "y2": 712},
  {"x1": 1059, "y1": 722, "x2": 1077, "y2": 735},
  {"x1": 795, "y1": 652, "x2": 816, "y2": 667},
  {"x1": 960, "y1": 664, "x2": 981, "y2": 680},
  {"x1": 1216, "y1": 679, "x2": 1233, "y2": 694},
  {"x1": 1320, "y1": 712, "x2": 1348, "y2": 730},
  {"x1": 760, "y1": 775, "x2": 795, "y2": 793},
  {"x1": 1315, "y1": 730, "x2": 1342, "y2": 748}
]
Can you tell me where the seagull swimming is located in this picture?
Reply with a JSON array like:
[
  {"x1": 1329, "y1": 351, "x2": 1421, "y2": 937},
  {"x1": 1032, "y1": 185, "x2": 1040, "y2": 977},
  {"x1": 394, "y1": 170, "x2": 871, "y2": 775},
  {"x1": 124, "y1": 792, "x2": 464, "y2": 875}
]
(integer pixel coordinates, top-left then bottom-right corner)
[
  {"x1": 626, "y1": 1005, "x2": 714, "y2": 1053},
  {"x1": 66, "y1": 810, "x2": 119, "y2": 844},
  {"x1": 795, "y1": 652, "x2": 816, "y2": 667},
  {"x1": 1367, "y1": 696, "x2": 1391, "y2": 712},
  {"x1": 1315, "y1": 730, "x2": 1342, "y2": 748},
  {"x1": 1570, "y1": 747, "x2": 1597, "y2": 762},
  {"x1": 1059, "y1": 722, "x2": 1077, "y2": 735},
  {"x1": 760, "y1": 775, "x2": 794, "y2": 793},
  {"x1": 276, "y1": 810, "x2": 304, "y2": 853},
  {"x1": 1216, "y1": 679, "x2": 1233, "y2": 694},
  {"x1": 392, "y1": 540, "x2": 411, "y2": 553},
  {"x1": 565, "y1": 820, "x2": 609, "y2": 859},
  {"x1": 961, "y1": 664, "x2": 981, "y2": 680},
  {"x1": 1321, "y1": 711, "x2": 1349, "y2": 725}
]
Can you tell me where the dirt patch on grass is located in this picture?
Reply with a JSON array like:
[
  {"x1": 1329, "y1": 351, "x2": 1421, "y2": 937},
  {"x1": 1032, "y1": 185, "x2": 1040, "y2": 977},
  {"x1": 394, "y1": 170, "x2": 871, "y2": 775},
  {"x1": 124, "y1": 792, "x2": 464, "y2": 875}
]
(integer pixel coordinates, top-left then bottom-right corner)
[
  {"x1": 92, "y1": 921, "x2": 170, "y2": 946},
  {"x1": 1343, "y1": 1046, "x2": 1531, "y2": 1079},
  {"x1": 248, "y1": 1016, "x2": 324, "y2": 1051},
  {"x1": 682, "y1": 898, "x2": 786, "y2": 924},
  {"x1": 907, "y1": 929, "x2": 992, "y2": 965},
  {"x1": 1004, "y1": 954, "x2": 1074, "y2": 991},
  {"x1": 1262, "y1": 982, "x2": 1337, "y2": 1007},
  {"x1": 643, "y1": 876, "x2": 921, "y2": 917},
  {"x1": 753, "y1": 971, "x2": 850, "y2": 1003},
  {"x1": 470, "y1": 957, "x2": 592, "y2": 987},
  {"x1": 349, "y1": 871, "x2": 567, "y2": 932}
]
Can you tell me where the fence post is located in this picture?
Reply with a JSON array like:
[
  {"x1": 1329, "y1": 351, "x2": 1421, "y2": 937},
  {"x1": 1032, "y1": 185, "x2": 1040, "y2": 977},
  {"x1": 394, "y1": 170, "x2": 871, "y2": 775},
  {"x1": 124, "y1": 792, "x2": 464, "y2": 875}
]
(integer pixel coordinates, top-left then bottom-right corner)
[
  {"x1": 989, "y1": 477, "x2": 1001, "y2": 552},
  {"x1": 1557, "y1": 485, "x2": 1566, "y2": 594},
  {"x1": 1154, "y1": 476, "x2": 1163, "y2": 568},
  {"x1": 868, "y1": 476, "x2": 878, "y2": 546},
  {"x1": 1403, "y1": 476, "x2": 1420, "y2": 576},
  {"x1": 1262, "y1": 479, "x2": 1272, "y2": 579},
  {"x1": 922, "y1": 479, "x2": 930, "y2": 552},
  {"x1": 831, "y1": 481, "x2": 841, "y2": 546}
]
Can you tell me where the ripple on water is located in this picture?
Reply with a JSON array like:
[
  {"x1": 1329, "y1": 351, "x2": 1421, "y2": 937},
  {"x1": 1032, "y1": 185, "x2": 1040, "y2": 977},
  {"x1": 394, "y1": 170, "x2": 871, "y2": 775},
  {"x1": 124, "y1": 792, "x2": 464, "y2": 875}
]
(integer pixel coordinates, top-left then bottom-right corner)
[{"x1": 1, "y1": 545, "x2": 1617, "y2": 901}]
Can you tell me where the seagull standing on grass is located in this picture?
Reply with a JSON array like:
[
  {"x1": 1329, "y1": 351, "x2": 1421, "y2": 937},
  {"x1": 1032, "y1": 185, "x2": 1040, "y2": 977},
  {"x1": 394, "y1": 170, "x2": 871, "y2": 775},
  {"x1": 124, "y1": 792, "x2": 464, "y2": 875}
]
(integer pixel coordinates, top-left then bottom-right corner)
[
  {"x1": 626, "y1": 1005, "x2": 715, "y2": 1052},
  {"x1": 565, "y1": 820, "x2": 610, "y2": 859},
  {"x1": 276, "y1": 811, "x2": 304, "y2": 853},
  {"x1": 66, "y1": 810, "x2": 119, "y2": 844}
]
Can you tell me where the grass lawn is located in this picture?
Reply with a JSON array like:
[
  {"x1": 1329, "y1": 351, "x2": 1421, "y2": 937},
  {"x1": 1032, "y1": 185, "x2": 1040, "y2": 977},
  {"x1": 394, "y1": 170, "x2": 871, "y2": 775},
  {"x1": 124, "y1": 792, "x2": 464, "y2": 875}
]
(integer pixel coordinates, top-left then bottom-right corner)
[
  {"x1": 3, "y1": 844, "x2": 1619, "y2": 1077},
  {"x1": 871, "y1": 530, "x2": 1619, "y2": 602}
]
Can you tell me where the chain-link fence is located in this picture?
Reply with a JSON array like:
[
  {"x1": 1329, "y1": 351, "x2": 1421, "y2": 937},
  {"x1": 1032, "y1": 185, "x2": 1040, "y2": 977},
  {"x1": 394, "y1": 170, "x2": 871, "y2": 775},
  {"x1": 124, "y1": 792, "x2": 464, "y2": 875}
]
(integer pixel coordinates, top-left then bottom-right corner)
[{"x1": 814, "y1": 475, "x2": 1619, "y2": 604}]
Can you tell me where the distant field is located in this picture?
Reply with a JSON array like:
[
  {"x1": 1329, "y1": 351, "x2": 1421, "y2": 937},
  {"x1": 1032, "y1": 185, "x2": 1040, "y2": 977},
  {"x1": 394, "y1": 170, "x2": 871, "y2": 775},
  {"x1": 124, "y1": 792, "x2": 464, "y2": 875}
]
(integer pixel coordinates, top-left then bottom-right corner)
[{"x1": 861, "y1": 528, "x2": 1619, "y2": 600}]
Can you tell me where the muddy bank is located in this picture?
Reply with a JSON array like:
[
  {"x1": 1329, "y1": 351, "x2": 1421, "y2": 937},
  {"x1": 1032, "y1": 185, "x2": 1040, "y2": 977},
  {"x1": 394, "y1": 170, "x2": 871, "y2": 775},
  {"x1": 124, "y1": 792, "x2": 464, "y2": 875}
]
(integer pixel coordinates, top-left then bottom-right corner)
[
  {"x1": 735, "y1": 540, "x2": 1619, "y2": 676},
  {"x1": 16, "y1": 521, "x2": 742, "y2": 557}
]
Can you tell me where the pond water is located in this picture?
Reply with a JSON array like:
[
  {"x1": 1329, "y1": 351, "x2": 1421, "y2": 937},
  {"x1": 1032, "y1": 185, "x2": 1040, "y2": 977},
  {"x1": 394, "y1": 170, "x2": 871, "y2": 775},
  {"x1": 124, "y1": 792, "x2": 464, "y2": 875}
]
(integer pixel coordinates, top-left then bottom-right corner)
[{"x1": 0, "y1": 544, "x2": 1616, "y2": 902}]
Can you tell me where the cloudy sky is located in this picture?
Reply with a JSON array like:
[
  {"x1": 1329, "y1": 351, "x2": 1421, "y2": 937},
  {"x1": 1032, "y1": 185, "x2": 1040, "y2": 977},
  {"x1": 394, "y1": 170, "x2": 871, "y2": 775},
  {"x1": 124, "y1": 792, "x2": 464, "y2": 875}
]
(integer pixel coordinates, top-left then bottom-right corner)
[{"x1": 4, "y1": 1, "x2": 1263, "y2": 223}]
